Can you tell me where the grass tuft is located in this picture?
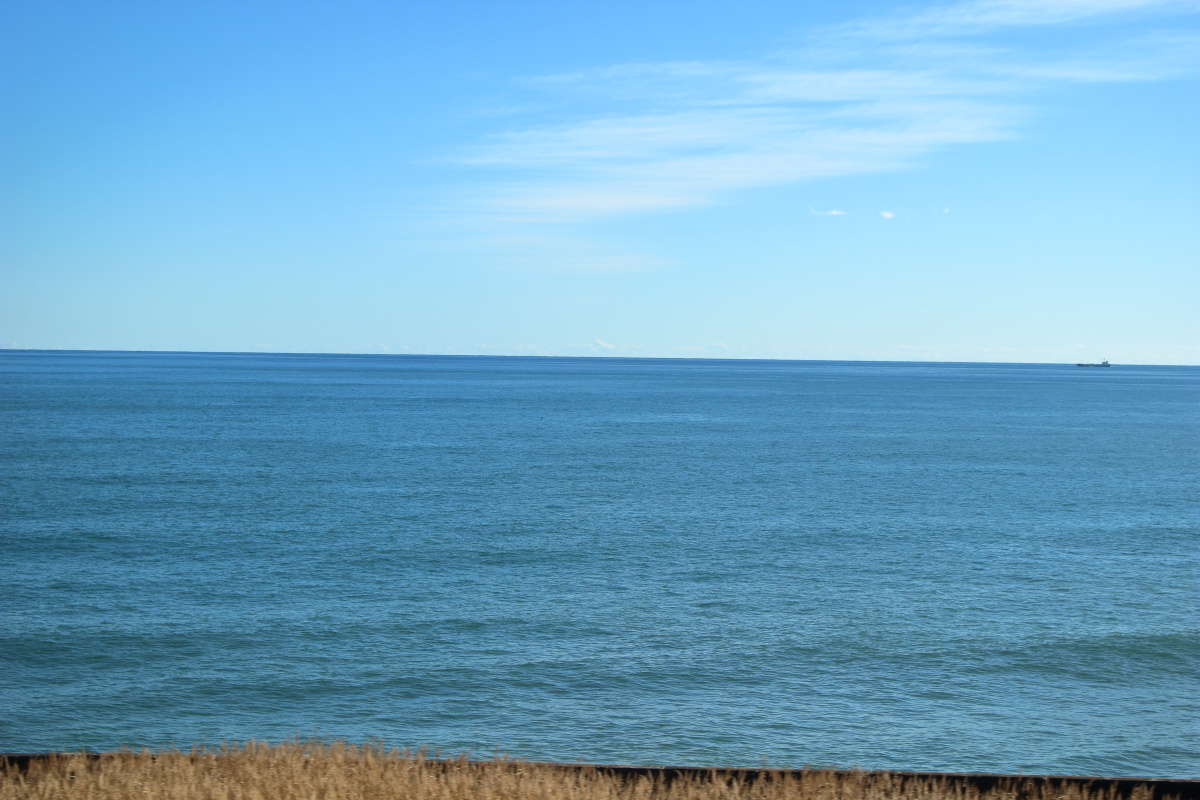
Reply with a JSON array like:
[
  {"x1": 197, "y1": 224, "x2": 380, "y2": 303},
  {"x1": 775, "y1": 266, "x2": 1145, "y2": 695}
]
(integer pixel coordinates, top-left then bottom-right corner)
[{"x1": 0, "y1": 742, "x2": 1166, "y2": 800}]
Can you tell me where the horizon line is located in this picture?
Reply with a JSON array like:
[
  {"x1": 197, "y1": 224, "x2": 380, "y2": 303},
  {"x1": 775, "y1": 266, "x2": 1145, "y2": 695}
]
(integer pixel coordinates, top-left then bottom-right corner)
[{"x1": 1, "y1": 347, "x2": 1188, "y2": 368}]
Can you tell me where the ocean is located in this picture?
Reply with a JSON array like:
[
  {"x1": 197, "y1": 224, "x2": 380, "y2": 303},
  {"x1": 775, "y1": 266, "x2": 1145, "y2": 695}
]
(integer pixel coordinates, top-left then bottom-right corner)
[{"x1": 1, "y1": 350, "x2": 1196, "y2": 777}]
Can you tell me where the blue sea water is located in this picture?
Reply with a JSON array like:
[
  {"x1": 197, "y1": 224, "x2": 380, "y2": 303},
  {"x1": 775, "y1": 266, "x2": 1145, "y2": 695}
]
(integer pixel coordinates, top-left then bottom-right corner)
[{"x1": 1, "y1": 350, "x2": 1197, "y2": 777}]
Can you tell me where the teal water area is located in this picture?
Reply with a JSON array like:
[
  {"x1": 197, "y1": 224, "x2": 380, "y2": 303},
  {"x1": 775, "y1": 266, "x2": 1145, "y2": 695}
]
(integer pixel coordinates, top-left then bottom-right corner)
[{"x1": 1, "y1": 351, "x2": 1196, "y2": 776}]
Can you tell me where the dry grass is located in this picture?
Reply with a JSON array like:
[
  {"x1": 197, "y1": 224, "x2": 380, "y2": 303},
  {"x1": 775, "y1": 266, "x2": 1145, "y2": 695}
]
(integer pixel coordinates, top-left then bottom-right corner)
[{"x1": 0, "y1": 742, "x2": 1157, "y2": 800}]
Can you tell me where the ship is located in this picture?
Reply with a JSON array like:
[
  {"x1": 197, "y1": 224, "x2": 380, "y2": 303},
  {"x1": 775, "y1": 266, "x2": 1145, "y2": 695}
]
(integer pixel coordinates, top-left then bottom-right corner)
[{"x1": 1076, "y1": 359, "x2": 1111, "y2": 367}]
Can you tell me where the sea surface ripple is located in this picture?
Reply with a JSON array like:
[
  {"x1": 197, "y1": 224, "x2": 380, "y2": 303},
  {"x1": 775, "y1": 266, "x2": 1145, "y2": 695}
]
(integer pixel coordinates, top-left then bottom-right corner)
[{"x1": 1, "y1": 351, "x2": 1196, "y2": 777}]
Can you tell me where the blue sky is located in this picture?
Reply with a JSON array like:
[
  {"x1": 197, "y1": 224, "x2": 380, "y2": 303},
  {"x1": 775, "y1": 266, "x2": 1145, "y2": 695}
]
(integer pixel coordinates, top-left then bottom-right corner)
[{"x1": 5, "y1": 0, "x2": 1198, "y2": 363}]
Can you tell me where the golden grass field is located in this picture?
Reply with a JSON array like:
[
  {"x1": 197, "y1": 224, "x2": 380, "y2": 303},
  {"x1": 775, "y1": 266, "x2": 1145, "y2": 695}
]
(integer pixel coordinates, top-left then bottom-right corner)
[{"x1": 0, "y1": 742, "x2": 1173, "y2": 800}]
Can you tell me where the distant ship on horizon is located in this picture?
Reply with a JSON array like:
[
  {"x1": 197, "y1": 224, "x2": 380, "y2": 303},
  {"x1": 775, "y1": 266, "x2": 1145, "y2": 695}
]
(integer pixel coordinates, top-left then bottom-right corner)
[{"x1": 1076, "y1": 359, "x2": 1111, "y2": 367}]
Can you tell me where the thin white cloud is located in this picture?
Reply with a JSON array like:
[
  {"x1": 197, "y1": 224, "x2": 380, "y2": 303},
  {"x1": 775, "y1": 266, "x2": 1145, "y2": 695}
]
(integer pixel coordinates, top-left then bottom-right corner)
[
  {"x1": 467, "y1": 99, "x2": 1022, "y2": 220},
  {"x1": 838, "y1": 0, "x2": 1194, "y2": 39},
  {"x1": 454, "y1": 0, "x2": 1197, "y2": 235},
  {"x1": 468, "y1": 226, "x2": 670, "y2": 273},
  {"x1": 880, "y1": 211, "x2": 897, "y2": 219},
  {"x1": 811, "y1": 208, "x2": 849, "y2": 216},
  {"x1": 593, "y1": 337, "x2": 617, "y2": 351}
]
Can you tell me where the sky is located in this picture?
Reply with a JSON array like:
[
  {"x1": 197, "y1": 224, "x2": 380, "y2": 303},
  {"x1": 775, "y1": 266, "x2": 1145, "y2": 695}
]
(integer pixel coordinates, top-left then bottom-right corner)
[{"x1": 5, "y1": 0, "x2": 1198, "y2": 364}]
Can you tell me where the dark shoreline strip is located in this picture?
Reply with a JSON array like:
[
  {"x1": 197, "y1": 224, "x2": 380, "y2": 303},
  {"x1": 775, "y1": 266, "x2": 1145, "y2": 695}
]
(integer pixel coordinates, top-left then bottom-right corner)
[
  {"x1": 550, "y1": 762, "x2": 1199, "y2": 799},
  {"x1": 2, "y1": 753, "x2": 1197, "y2": 800}
]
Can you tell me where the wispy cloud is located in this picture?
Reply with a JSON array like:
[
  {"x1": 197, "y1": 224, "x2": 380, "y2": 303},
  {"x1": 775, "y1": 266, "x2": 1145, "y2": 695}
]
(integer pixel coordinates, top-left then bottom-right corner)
[
  {"x1": 834, "y1": 0, "x2": 1195, "y2": 39},
  {"x1": 465, "y1": 97, "x2": 1022, "y2": 222},
  {"x1": 453, "y1": 0, "x2": 1197, "y2": 246},
  {"x1": 811, "y1": 208, "x2": 849, "y2": 216},
  {"x1": 469, "y1": 227, "x2": 671, "y2": 273},
  {"x1": 880, "y1": 211, "x2": 897, "y2": 219}
]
